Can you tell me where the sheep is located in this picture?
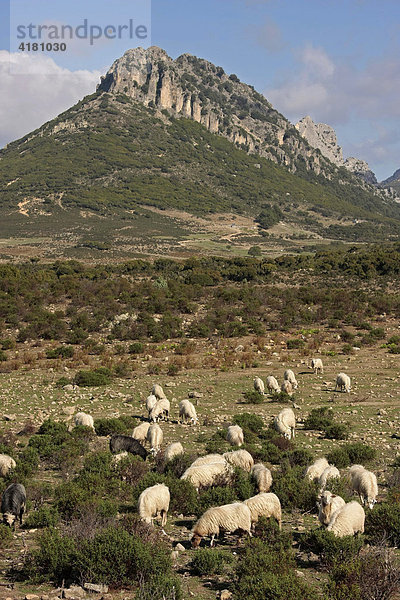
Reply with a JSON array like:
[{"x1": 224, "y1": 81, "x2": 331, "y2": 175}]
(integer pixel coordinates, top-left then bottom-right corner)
[
  {"x1": 244, "y1": 493, "x2": 282, "y2": 529},
  {"x1": 149, "y1": 397, "x2": 170, "y2": 422},
  {"x1": 281, "y1": 380, "x2": 293, "y2": 396},
  {"x1": 145, "y1": 394, "x2": 158, "y2": 416},
  {"x1": 349, "y1": 465, "x2": 378, "y2": 509},
  {"x1": 0, "y1": 454, "x2": 16, "y2": 478},
  {"x1": 1, "y1": 483, "x2": 26, "y2": 528},
  {"x1": 110, "y1": 435, "x2": 148, "y2": 460},
  {"x1": 179, "y1": 399, "x2": 198, "y2": 425},
  {"x1": 138, "y1": 483, "x2": 170, "y2": 527},
  {"x1": 318, "y1": 491, "x2": 346, "y2": 526},
  {"x1": 284, "y1": 369, "x2": 298, "y2": 389},
  {"x1": 335, "y1": 372, "x2": 351, "y2": 393},
  {"x1": 266, "y1": 375, "x2": 281, "y2": 394},
  {"x1": 111, "y1": 451, "x2": 128, "y2": 466},
  {"x1": 251, "y1": 463, "x2": 272, "y2": 493},
  {"x1": 181, "y1": 462, "x2": 233, "y2": 491},
  {"x1": 74, "y1": 412, "x2": 95, "y2": 430},
  {"x1": 164, "y1": 442, "x2": 184, "y2": 463},
  {"x1": 327, "y1": 501, "x2": 365, "y2": 537},
  {"x1": 273, "y1": 408, "x2": 296, "y2": 440},
  {"x1": 223, "y1": 449, "x2": 254, "y2": 472},
  {"x1": 227, "y1": 425, "x2": 244, "y2": 447},
  {"x1": 305, "y1": 458, "x2": 330, "y2": 482},
  {"x1": 151, "y1": 384, "x2": 165, "y2": 399},
  {"x1": 191, "y1": 502, "x2": 252, "y2": 547},
  {"x1": 318, "y1": 466, "x2": 340, "y2": 491},
  {"x1": 146, "y1": 423, "x2": 163, "y2": 455},
  {"x1": 253, "y1": 376, "x2": 265, "y2": 395},
  {"x1": 190, "y1": 454, "x2": 226, "y2": 467},
  {"x1": 132, "y1": 422, "x2": 150, "y2": 443},
  {"x1": 311, "y1": 358, "x2": 324, "y2": 374}
]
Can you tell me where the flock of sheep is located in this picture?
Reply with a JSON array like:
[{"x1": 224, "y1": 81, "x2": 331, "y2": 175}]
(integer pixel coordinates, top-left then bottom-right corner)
[{"x1": 1, "y1": 361, "x2": 371, "y2": 551}]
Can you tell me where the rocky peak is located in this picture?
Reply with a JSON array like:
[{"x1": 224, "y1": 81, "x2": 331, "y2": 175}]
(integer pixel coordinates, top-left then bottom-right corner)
[{"x1": 344, "y1": 157, "x2": 377, "y2": 185}]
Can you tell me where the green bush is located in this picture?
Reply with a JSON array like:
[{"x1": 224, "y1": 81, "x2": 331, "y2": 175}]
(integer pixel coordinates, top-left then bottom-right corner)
[
  {"x1": 93, "y1": 417, "x2": 129, "y2": 436},
  {"x1": 342, "y1": 343, "x2": 355, "y2": 355},
  {"x1": 233, "y1": 413, "x2": 264, "y2": 434},
  {"x1": 191, "y1": 548, "x2": 233, "y2": 575},
  {"x1": 46, "y1": 346, "x2": 74, "y2": 359},
  {"x1": 326, "y1": 443, "x2": 376, "y2": 469},
  {"x1": 129, "y1": 342, "x2": 144, "y2": 354},
  {"x1": 326, "y1": 447, "x2": 351, "y2": 469},
  {"x1": 303, "y1": 407, "x2": 333, "y2": 430},
  {"x1": 283, "y1": 448, "x2": 314, "y2": 467},
  {"x1": 324, "y1": 424, "x2": 349, "y2": 440},
  {"x1": 272, "y1": 466, "x2": 318, "y2": 511},
  {"x1": 0, "y1": 523, "x2": 13, "y2": 549},
  {"x1": 256, "y1": 440, "x2": 282, "y2": 464},
  {"x1": 243, "y1": 390, "x2": 264, "y2": 404},
  {"x1": 365, "y1": 501, "x2": 400, "y2": 546},
  {"x1": 0, "y1": 349, "x2": 7, "y2": 361},
  {"x1": 197, "y1": 486, "x2": 237, "y2": 516},
  {"x1": 286, "y1": 338, "x2": 305, "y2": 349},
  {"x1": 24, "y1": 506, "x2": 60, "y2": 528},
  {"x1": 300, "y1": 528, "x2": 363, "y2": 568},
  {"x1": 166, "y1": 477, "x2": 199, "y2": 515},
  {"x1": 74, "y1": 367, "x2": 112, "y2": 386}
]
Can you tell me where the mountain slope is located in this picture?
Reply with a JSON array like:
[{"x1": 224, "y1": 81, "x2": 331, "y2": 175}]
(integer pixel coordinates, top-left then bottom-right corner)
[
  {"x1": 1, "y1": 46, "x2": 400, "y2": 250},
  {"x1": 381, "y1": 168, "x2": 400, "y2": 194}
]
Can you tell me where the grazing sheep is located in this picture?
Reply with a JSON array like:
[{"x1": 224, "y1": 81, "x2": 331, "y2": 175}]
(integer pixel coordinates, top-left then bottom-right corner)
[
  {"x1": 164, "y1": 442, "x2": 184, "y2": 463},
  {"x1": 151, "y1": 384, "x2": 165, "y2": 399},
  {"x1": 191, "y1": 454, "x2": 226, "y2": 467},
  {"x1": 284, "y1": 369, "x2": 298, "y2": 389},
  {"x1": 305, "y1": 458, "x2": 330, "y2": 482},
  {"x1": 181, "y1": 462, "x2": 232, "y2": 491},
  {"x1": 251, "y1": 463, "x2": 272, "y2": 493},
  {"x1": 132, "y1": 422, "x2": 150, "y2": 443},
  {"x1": 74, "y1": 412, "x2": 95, "y2": 430},
  {"x1": 273, "y1": 408, "x2": 296, "y2": 440},
  {"x1": 254, "y1": 376, "x2": 265, "y2": 395},
  {"x1": 191, "y1": 502, "x2": 252, "y2": 547},
  {"x1": 227, "y1": 425, "x2": 244, "y2": 447},
  {"x1": 349, "y1": 465, "x2": 378, "y2": 509},
  {"x1": 138, "y1": 483, "x2": 170, "y2": 527},
  {"x1": 146, "y1": 423, "x2": 163, "y2": 455},
  {"x1": 244, "y1": 493, "x2": 282, "y2": 529},
  {"x1": 335, "y1": 372, "x2": 351, "y2": 393},
  {"x1": 311, "y1": 358, "x2": 324, "y2": 374},
  {"x1": 145, "y1": 394, "x2": 158, "y2": 416},
  {"x1": 318, "y1": 466, "x2": 340, "y2": 491},
  {"x1": 0, "y1": 454, "x2": 16, "y2": 478},
  {"x1": 179, "y1": 399, "x2": 199, "y2": 425},
  {"x1": 266, "y1": 376, "x2": 281, "y2": 394},
  {"x1": 1, "y1": 483, "x2": 26, "y2": 528},
  {"x1": 223, "y1": 449, "x2": 254, "y2": 472},
  {"x1": 149, "y1": 397, "x2": 170, "y2": 422},
  {"x1": 318, "y1": 491, "x2": 346, "y2": 526},
  {"x1": 281, "y1": 380, "x2": 293, "y2": 396},
  {"x1": 110, "y1": 435, "x2": 148, "y2": 460},
  {"x1": 327, "y1": 501, "x2": 365, "y2": 537}
]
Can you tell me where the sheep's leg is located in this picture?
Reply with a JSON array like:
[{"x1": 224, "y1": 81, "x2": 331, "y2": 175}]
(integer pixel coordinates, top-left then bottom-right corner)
[{"x1": 210, "y1": 534, "x2": 215, "y2": 547}]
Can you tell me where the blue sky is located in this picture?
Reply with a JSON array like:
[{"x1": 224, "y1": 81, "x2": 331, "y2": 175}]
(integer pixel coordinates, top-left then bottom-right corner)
[{"x1": 0, "y1": 0, "x2": 399, "y2": 180}]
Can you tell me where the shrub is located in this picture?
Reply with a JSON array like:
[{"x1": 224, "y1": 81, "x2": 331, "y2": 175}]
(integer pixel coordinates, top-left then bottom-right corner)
[
  {"x1": 163, "y1": 453, "x2": 195, "y2": 479},
  {"x1": 233, "y1": 413, "x2": 264, "y2": 435},
  {"x1": 166, "y1": 476, "x2": 199, "y2": 515},
  {"x1": 272, "y1": 466, "x2": 318, "y2": 511},
  {"x1": 303, "y1": 407, "x2": 333, "y2": 430},
  {"x1": 342, "y1": 343, "x2": 355, "y2": 355},
  {"x1": 345, "y1": 443, "x2": 376, "y2": 464},
  {"x1": 24, "y1": 505, "x2": 60, "y2": 528},
  {"x1": 230, "y1": 467, "x2": 255, "y2": 501},
  {"x1": 197, "y1": 486, "x2": 237, "y2": 516},
  {"x1": 191, "y1": 548, "x2": 233, "y2": 575},
  {"x1": 283, "y1": 448, "x2": 314, "y2": 468},
  {"x1": 243, "y1": 390, "x2": 264, "y2": 404},
  {"x1": 74, "y1": 367, "x2": 112, "y2": 386},
  {"x1": 256, "y1": 440, "x2": 282, "y2": 464},
  {"x1": 365, "y1": 502, "x2": 400, "y2": 546},
  {"x1": 301, "y1": 528, "x2": 363, "y2": 568},
  {"x1": 93, "y1": 417, "x2": 129, "y2": 436},
  {"x1": 324, "y1": 424, "x2": 349, "y2": 440},
  {"x1": 286, "y1": 338, "x2": 305, "y2": 349},
  {"x1": 0, "y1": 523, "x2": 13, "y2": 549},
  {"x1": 326, "y1": 447, "x2": 351, "y2": 469},
  {"x1": 46, "y1": 346, "x2": 74, "y2": 359}
]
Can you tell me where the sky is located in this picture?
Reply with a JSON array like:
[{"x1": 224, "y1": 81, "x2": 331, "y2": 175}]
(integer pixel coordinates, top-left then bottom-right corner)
[{"x1": 0, "y1": 0, "x2": 399, "y2": 181}]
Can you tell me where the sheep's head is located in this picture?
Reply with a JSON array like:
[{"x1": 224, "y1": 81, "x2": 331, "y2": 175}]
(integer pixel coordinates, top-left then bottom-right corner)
[
  {"x1": 367, "y1": 498, "x2": 377, "y2": 510},
  {"x1": 2, "y1": 512, "x2": 15, "y2": 527},
  {"x1": 191, "y1": 533, "x2": 202, "y2": 548}
]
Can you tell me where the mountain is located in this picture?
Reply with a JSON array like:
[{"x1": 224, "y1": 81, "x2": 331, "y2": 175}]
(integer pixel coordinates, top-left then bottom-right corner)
[
  {"x1": 381, "y1": 168, "x2": 400, "y2": 194},
  {"x1": 295, "y1": 116, "x2": 378, "y2": 185},
  {"x1": 1, "y1": 46, "x2": 400, "y2": 258}
]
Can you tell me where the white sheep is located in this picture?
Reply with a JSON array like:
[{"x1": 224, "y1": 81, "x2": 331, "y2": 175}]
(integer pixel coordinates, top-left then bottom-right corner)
[
  {"x1": 145, "y1": 394, "x2": 158, "y2": 417},
  {"x1": 349, "y1": 465, "x2": 378, "y2": 509},
  {"x1": 138, "y1": 483, "x2": 170, "y2": 527},
  {"x1": 327, "y1": 501, "x2": 365, "y2": 537},
  {"x1": 281, "y1": 380, "x2": 293, "y2": 396},
  {"x1": 305, "y1": 458, "x2": 330, "y2": 482},
  {"x1": 181, "y1": 462, "x2": 233, "y2": 491},
  {"x1": 318, "y1": 466, "x2": 340, "y2": 491},
  {"x1": 284, "y1": 369, "x2": 298, "y2": 389},
  {"x1": 0, "y1": 454, "x2": 16, "y2": 478},
  {"x1": 132, "y1": 422, "x2": 150, "y2": 443},
  {"x1": 244, "y1": 493, "x2": 282, "y2": 529},
  {"x1": 266, "y1": 375, "x2": 281, "y2": 394},
  {"x1": 149, "y1": 397, "x2": 170, "y2": 422},
  {"x1": 151, "y1": 384, "x2": 165, "y2": 399},
  {"x1": 254, "y1": 376, "x2": 265, "y2": 395},
  {"x1": 223, "y1": 449, "x2": 254, "y2": 472},
  {"x1": 146, "y1": 423, "x2": 163, "y2": 455},
  {"x1": 226, "y1": 425, "x2": 244, "y2": 447},
  {"x1": 164, "y1": 442, "x2": 184, "y2": 463},
  {"x1": 74, "y1": 412, "x2": 95, "y2": 430},
  {"x1": 251, "y1": 463, "x2": 272, "y2": 493},
  {"x1": 190, "y1": 454, "x2": 226, "y2": 467},
  {"x1": 191, "y1": 502, "x2": 252, "y2": 547},
  {"x1": 179, "y1": 399, "x2": 198, "y2": 425},
  {"x1": 111, "y1": 451, "x2": 128, "y2": 466},
  {"x1": 273, "y1": 408, "x2": 296, "y2": 440},
  {"x1": 311, "y1": 358, "x2": 324, "y2": 374},
  {"x1": 335, "y1": 372, "x2": 351, "y2": 393},
  {"x1": 318, "y1": 491, "x2": 346, "y2": 526}
]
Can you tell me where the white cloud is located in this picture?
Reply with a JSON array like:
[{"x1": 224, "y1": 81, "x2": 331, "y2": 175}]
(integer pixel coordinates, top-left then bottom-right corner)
[{"x1": 0, "y1": 51, "x2": 100, "y2": 148}]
